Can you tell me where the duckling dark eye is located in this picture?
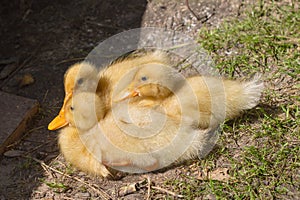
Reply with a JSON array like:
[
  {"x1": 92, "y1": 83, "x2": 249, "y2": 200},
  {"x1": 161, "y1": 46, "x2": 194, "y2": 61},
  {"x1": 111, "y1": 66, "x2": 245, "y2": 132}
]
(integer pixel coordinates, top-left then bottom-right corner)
[
  {"x1": 70, "y1": 106, "x2": 74, "y2": 111},
  {"x1": 141, "y1": 76, "x2": 147, "y2": 81},
  {"x1": 77, "y1": 78, "x2": 83, "y2": 85}
]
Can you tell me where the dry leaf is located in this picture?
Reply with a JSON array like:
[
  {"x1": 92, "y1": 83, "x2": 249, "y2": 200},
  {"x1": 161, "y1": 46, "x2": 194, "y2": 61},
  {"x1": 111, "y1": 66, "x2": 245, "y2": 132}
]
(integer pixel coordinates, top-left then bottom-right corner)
[
  {"x1": 119, "y1": 183, "x2": 139, "y2": 196},
  {"x1": 19, "y1": 73, "x2": 34, "y2": 87},
  {"x1": 118, "y1": 179, "x2": 147, "y2": 196},
  {"x1": 209, "y1": 167, "x2": 230, "y2": 181}
]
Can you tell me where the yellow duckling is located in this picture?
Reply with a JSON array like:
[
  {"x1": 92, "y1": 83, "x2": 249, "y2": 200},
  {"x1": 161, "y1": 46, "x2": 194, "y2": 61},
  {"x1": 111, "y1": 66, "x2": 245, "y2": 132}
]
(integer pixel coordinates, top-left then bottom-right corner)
[
  {"x1": 49, "y1": 51, "x2": 170, "y2": 130},
  {"x1": 116, "y1": 64, "x2": 264, "y2": 129},
  {"x1": 97, "y1": 50, "x2": 171, "y2": 106},
  {"x1": 58, "y1": 126, "x2": 112, "y2": 177},
  {"x1": 55, "y1": 89, "x2": 112, "y2": 177},
  {"x1": 48, "y1": 51, "x2": 224, "y2": 176},
  {"x1": 48, "y1": 62, "x2": 99, "y2": 130},
  {"x1": 58, "y1": 91, "x2": 213, "y2": 174},
  {"x1": 48, "y1": 52, "x2": 177, "y2": 175}
]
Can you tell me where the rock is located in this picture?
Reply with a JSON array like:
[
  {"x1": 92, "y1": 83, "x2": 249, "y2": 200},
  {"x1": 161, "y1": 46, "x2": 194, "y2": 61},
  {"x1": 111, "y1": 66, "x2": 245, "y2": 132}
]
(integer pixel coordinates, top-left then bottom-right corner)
[
  {"x1": 74, "y1": 192, "x2": 91, "y2": 199},
  {"x1": 3, "y1": 149, "x2": 25, "y2": 157},
  {"x1": 0, "y1": 91, "x2": 39, "y2": 155}
]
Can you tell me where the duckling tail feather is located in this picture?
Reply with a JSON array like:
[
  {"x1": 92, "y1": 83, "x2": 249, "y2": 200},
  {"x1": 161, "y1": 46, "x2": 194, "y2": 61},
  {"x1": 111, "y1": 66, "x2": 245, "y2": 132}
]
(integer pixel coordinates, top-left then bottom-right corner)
[{"x1": 224, "y1": 74, "x2": 264, "y2": 119}]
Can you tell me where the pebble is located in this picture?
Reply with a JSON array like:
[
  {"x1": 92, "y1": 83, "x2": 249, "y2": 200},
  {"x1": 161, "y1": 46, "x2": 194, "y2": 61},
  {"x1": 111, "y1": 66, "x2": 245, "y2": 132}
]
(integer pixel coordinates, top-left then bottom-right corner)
[
  {"x1": 74, "y1": 192, "x2": 91, "y2": 199},
  {"x1": 4, "y1": 150, "x2": 25, "y2": 157}
]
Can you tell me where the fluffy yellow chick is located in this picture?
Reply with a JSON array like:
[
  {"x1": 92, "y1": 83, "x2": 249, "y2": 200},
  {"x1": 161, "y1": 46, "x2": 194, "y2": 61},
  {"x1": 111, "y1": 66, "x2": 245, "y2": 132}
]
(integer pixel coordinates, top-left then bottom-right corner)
[
  {"x1": 49, "y1": 51, "x2": 228, "y2": 176},
  {"x1": 115, "y1": 64, "x2": 264, "y2": 129},
  {"x1": 49, "y1": 51, "x2": 170, "y2": 131},
  {"x1": 58, "y1": 126, "x2": 112, "y2": 177},
  {"x1": 97, "y1": 50, "x2": 171, "y2": 106},
  {"x1": 48, "y1": 62, "x2": 99, "y2": 130},
  {"x1": 55, "y1": 90, "x2": 112, "y2": 177},
  {"x1": 55, "y1": 91, "x2": 217, "y2": 174}
]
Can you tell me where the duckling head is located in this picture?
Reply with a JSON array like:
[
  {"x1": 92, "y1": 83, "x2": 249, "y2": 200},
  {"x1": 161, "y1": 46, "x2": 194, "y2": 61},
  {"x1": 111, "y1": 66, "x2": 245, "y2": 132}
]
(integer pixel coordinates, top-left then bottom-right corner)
[
  {"x1": 48, "y1": 92, "x2": 105, "y2": 132},
  {"x1": 115, "y1": 63, "x2": 183, "y2": 101},
  {"x1": 48, "y1": 62, "x2": 100, "y2": 130},
  {"x1": 64, "y1": 62, "x2": 99, "y2": 96}
]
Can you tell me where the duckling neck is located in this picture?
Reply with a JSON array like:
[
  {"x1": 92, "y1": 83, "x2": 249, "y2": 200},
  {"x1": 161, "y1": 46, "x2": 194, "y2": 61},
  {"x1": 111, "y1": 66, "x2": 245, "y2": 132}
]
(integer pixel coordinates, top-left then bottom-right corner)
[{"x1": 96, "y1": 76, "x2": 114, "y2": 113}]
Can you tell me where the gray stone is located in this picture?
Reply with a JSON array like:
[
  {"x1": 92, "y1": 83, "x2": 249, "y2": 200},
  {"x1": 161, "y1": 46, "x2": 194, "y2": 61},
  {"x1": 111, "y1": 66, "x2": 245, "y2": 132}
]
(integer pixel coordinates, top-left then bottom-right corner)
[{"x1": 0, "y1": 91, "x2": 39, "y2": 154}]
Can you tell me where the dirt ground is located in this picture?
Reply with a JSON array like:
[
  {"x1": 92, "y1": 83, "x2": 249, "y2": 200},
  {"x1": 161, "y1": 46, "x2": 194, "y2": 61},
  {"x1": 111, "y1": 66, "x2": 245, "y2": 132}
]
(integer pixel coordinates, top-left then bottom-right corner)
[{"x1": 0, "y1": 0, "x2": 254, "y2": 199}]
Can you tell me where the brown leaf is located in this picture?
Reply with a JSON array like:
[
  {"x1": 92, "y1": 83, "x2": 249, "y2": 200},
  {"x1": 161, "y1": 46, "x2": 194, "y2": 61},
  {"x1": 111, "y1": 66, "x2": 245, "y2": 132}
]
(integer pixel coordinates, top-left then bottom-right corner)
[
  {"x1": 19, "y1": 73, "x2": 34, "y2": 87},
  {"x1": 118, "y1": 179, "x2": 148, "y2": 196},
  {"x1": 119, "y1": 183, "x2": 139, "y2": 196},
  {"x1": 209, "y1": 167, "x2": 230, "y2": 181}
]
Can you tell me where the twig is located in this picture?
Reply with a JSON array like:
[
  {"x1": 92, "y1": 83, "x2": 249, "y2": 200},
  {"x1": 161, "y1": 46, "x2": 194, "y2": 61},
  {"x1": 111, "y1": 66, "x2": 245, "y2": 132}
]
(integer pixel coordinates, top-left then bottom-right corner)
[
  {"x1": 54, "y1": 57, "x2": 85, "y2": 66},
  {"x1": 152, "y1": 186, "x2": 184, "y2": 198},
  {"x1": 185, "y1": 0, "x2": 203, "y2": 21},
  {"x1": 147, "y1": 176, "x2": 151, "y2": 200},
  {"x1": 42, "y1": 90, "x2": 49, "y2": 104},
  {"x1": 26, "y1": 125, "x2": 45, "y2": 134},
  {"x1": 40, "y1": 161, "x2": 55, "y2": 179},
  {"x1": 114, "y1": 184, "x2": 118, "y2": 199},
  {"x1": 6, "y1": 126, "x2": 45, "y2": 149},
  {"x1": 23, "y1": 140, "x2": 53, "y2": 155},
  {"x1": 27, "y1": 156, "x2": 112, "y2": 200},
  {"x1": 85, "y1": 20, "x2": 125, "y2": 31},
  {"x1": 185, "y1": 0, "x2": 215, "y2": 23}
]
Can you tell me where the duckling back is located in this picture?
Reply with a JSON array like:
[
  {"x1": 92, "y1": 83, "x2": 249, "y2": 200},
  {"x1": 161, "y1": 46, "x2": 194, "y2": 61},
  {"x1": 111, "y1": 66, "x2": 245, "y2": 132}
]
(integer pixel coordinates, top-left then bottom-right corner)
[{"x1": 161, "y1": 75, "x2": 263, "y2": 128}]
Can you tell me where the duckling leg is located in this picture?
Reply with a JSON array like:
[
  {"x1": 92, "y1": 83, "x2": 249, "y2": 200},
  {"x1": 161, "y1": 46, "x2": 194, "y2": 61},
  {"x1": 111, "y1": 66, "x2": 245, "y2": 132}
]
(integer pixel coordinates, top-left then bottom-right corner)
[
  {"x1": 140, "y1": 159, "x2": 159, "y2": 172},
  {"x1": 102, "y1": 157, "x2": 159, "y2": 172},
  {"x1": 102, "y1": 159, "x2": 131, "y2": 167}
]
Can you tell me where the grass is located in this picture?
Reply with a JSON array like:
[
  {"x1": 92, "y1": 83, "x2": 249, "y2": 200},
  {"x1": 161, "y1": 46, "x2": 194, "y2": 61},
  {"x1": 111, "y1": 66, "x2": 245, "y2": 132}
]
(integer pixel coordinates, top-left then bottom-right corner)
[
  {"x1": 40, "y1": 178, "x2": 70, "y2": 193},
  {"x1": 163, "y1": 1, "x2": 300, "y2": 199}
]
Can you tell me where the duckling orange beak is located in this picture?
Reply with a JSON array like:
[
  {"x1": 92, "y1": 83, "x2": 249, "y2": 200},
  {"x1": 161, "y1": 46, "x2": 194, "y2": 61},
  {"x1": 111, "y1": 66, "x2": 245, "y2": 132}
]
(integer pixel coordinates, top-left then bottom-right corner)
[
  {"x1": 48, "y1": 93, "x2": 72, "y2": 130},
  {"x1": 48, "y1": 108, "x2": 68, "y2": 130},
  {"x1": 114, "y1": 89, "x2": 140, "y2": 102}
]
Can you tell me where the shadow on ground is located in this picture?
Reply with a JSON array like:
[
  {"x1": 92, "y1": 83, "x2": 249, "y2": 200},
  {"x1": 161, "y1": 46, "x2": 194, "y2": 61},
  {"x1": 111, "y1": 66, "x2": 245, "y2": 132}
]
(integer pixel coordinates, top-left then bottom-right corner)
[{"x1": 0, "y1": 0, "x2": 147, "y2": 198}]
